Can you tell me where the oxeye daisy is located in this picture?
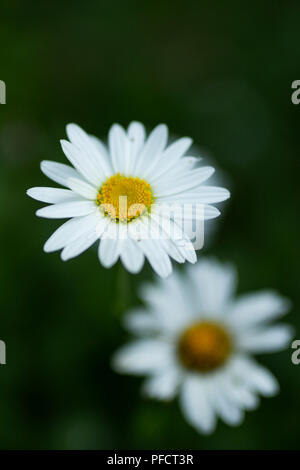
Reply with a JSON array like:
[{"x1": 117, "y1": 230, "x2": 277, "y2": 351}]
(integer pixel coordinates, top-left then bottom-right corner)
[
  {"x1": 112, "y1": 259, "x2": 293, "y2": 433},
  {"x1": 27, "y1": 122, "x2": 229, "y2": 277}
]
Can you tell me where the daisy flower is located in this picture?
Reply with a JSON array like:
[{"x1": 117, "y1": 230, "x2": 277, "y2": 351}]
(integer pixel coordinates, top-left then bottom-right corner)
[
  {"x1": 112, "y1": 259, "x2": 292, "y2": 434},
  {"x1": 27, "y1": 122, "x2": 229, "y2": 277}
]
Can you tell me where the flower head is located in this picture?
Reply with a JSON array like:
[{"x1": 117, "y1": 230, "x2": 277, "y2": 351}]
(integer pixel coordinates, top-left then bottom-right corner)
[
  {"x1": 112, "y1": 259, "x2": 292, "y2": 433},
  {"x1": 27, "y1": 122, "x2": 229, "y2": 277}
]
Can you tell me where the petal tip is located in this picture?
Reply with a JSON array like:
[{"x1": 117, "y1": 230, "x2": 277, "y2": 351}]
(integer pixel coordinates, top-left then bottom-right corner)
[{"x1": 35, "y1": 208, "x2": 43, "y2": 217}]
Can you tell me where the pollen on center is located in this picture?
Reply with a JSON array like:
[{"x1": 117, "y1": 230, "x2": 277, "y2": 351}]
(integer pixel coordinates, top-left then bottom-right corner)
[
  {"x1": 97, "y1": 173, "x2": 154, "y2": 222},
  {"x1": 178, "y1": 321, "x2": 232, "y2": 372}
]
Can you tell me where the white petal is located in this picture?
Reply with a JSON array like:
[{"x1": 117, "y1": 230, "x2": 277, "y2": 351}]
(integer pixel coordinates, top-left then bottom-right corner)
[
  {"x1": 145, "y1": 137, "x2": 192, "y2": 179},
  {"x1": 149, "y1": 210, "x2": 195, "y2": 258},
  {"x1": 108, "y1": 124, "x2": 129, "y2": 174},
  {"x1": 150, "y1": 156, "x2": 201, "y2": 184},
  {"x1": 155, "y1": 167, "x2": 215, "y2": 197},
  {"x1": 228, "y1": 291, "x2": 291, "y2": 328},
  {"x1": 196, "y1": 186, "x2": 230, "y2": 203},
  {"x1": 67, "y1": 177, "x2": 98, "y2": 200},
  {"x1": 159, "y1": 238, "x2": 185, "y2": 263},
  {"x1": 151, "y1": 212, "x2": 197, "y2": 263},
  {"x1": 95, "y1": 216, "x2": 110, "y2": 238},
  {"x1": 61, "y1": 230, "x2": 99, "y2": 260},
  {"x1": 247, "y1": 364, "x2": 279, "y2": 397},
  {"x1": 139, "y1": 239, "x2": 172, "y2": 278},
  {"x1": 221, "y1": 370, "x2": 259, "y2": 411},
  {"x1": 140, "y1": 278, "x2": 194, "y2": 335},
  {"x1": 36, "y1": 200, "x2": 96, "y2": 218},
  {"x1": 66, "y1": 123, "x2": 111, "y2": 178},
  {"x1": 156, "y1": 203, "x2": 220, "y2": 221},
  {"x1": 163, "y1": 271, "x2": 197, "y2": 320},
  {"x1": 146, "y1": 212, "x2": 187, "y2": 264},
  {"x1": 112, "y1": 339, "x2": 173, "y2": 375},
  {"x1": 40, "y1": 160, "x2": 84, "y2": 188},
  {"x1": 180, "y1": 375, "x2": 216, "y2": 434},
  {"x1": 27, "y1": 187, "x2": 81, "y2": 204},
  {"x1": 126, "y1": 121, "x2": 146, "y2": 174},
  {"x1": 44, "y1": 212, "x2": 100, "y2": 252},
  {"x1": 232, "y1": 356, "x2": 279, "y2": 397},
  {"x1": 203, "y1": 205, "x2": 221, "y2": 219},
  {"x1": 89, "y1": 134, "x2": 112, "y2": 175},
  {"x1": 173, "y1": 237, "x2": 197, "y2": 263},
  {"x1": 187, "y1": 258, "x2": 237, "y2": 317},
  {"x1": 159, "y1": 186, "x2": 230, "y2": 204},
  {"x1": 208, "y1": 382, "x2": 244, "y2": 426},
  {"x1": 98, "y1": 224, "x2": 123, "y2": 268},
  {"x1": 123, "y1": 309, "x2": 159, "y2": 334},
  {"x1": 98, "y1": 239, "x2": 121, "y2": 268},
  {"x1": 120, "y1": 238, "x2": 145, "y2": 274},
  {"x1": 134, "y1": 124, "x2": 168, "y2": 175},
  {"x1": 229, "y1": 388, "x2": 259, "y2": 411},
  {"x1": 60, "y1": 139, "x2": 102, "y2": 187},
  {"x1": 238, "y1": 325, "x2": 293, "y2": 353},
  {"x1": 130, "y1": 217, "x2": 173, "y2": 278},
  {"x1": 142, "y1": 367, "x2": 181, "y2": 401}
]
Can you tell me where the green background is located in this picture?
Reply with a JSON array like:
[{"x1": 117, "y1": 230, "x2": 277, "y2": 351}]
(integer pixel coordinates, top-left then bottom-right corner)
[{"x1": 0, "y1": 0, "x2": 299, "y2": 449}]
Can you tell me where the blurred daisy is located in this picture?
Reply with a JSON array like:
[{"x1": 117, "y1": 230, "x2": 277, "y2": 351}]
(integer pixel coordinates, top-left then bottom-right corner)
[
  {"x1": 27, "y1": 122, "x2": 229, "y2": 277},
  {"x1": 113, "y1": 259, "x2": 292, "y2": 433}
]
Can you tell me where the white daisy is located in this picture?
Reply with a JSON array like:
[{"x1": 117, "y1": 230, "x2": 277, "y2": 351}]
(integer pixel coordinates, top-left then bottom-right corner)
[
  {"x1": 112, "y1": 259, "x2": 292, "y2": 434},
  {"x1": 27, "y1": 122, "x2": 229, "y2": 277}
]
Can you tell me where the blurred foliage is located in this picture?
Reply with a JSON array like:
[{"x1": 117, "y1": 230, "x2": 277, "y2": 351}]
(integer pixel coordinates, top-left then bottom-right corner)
[{"x1": 0, "y1": 0, "x2": 300, "y2": 449}]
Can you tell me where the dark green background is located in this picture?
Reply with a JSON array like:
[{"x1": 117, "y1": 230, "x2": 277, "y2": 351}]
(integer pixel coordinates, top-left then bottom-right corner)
[{"x1": 0, "y1": 0, "x2": 299, "y2": 449}]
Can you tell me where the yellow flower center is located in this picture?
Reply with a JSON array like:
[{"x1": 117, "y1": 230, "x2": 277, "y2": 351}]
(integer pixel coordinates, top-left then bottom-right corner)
[
  {"x1": 97, "y1": 173, "x2": 154, "y2": 222},
  {"x1": 178, "y1": 321, "x2": 232, "y2": 372}
]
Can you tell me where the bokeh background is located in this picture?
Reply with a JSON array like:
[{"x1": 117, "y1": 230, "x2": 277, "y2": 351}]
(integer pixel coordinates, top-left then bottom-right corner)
[{"x1": 0, "y1": 0, "x2": 300, "y2": 450}]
